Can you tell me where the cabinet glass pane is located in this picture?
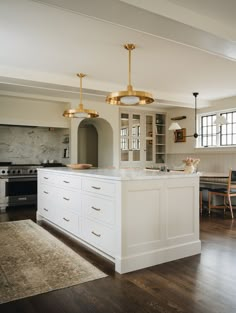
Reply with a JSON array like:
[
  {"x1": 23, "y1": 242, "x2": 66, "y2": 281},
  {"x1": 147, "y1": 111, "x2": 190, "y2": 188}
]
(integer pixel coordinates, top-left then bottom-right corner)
[
  {"x1": 131, "y1": 114, "x2": 140, "y2": 136},
  {"x1": 156, "y1": 155, "x2": 165, "y2": 163},
  {"x1": 132, "y1": 149, "x2": 140, "y2": 161},
  {"x1": 132, "y1": 138, "x2": 140, "y2": 161},
  {"x1": 146, "y1": 139, "x2": 153, "y2": 161},
  {"x1": 121, "y1": 137, "x2": 129, "y2": 161},
  {"x1": 121, "y1": 113, "x2": 129, "y2": 136},
  {"x1": 131, "y1": 114, "x2": 140, "y2": 161},
  {"x1": 146, "y1": 115, "x2": 153, "y2": 137}
]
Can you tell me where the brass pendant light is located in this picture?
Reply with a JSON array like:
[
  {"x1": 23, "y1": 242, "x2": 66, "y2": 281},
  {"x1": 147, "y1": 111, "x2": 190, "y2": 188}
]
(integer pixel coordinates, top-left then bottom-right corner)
[
  {"x1": 106, "y1": 44, "x2": 154, "y2": 106},
  {"x1": 63, "y1": 73, "x2": 99, "y2": 118}
]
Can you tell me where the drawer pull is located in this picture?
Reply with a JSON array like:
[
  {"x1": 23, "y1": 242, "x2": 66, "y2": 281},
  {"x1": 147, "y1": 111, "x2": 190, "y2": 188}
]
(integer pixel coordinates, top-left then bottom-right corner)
[
  {"x1": 43, "y1": 191, "x2": 49, "y2": 194},
  {"x1": 63, "y1": 180, "x2": 70, "y2": 184},
  {"x1": 91, "y1": 186, "x2": 101, "y2": 190},
  {"x1": 91, "y1": 231, "x2": 101, "y2": 237},
  {"x1": 43, "y1": 177, "x2": 49, "y2": 180},
  {"x1": 43, "y1": 208, "x2": 48, "y2": 212},
  {"x1": 63, "y1": 197, "x2": 70, "y2": 201},
  {"x1": 18, "y1": 197, "x2": 27, "y2": 201},
  {"x1": 63, "y1": 217, "x2": 70, "y2": 222},
  {"x1": 91, "y1": 206, "x2": 101, "y2": 211}
]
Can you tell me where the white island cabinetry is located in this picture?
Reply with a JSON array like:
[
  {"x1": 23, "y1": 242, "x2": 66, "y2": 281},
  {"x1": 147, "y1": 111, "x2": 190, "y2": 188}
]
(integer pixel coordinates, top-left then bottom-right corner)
[{"x1": 37, "y1": 168, "x2": 201, "y2": 274}]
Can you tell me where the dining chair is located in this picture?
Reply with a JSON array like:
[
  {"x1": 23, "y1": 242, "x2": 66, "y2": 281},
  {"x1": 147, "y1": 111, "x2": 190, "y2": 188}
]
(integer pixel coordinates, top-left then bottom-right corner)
[
  {"x1": 208, "y1": 169, "x2": 236, "y2": 219},
  {"x1": 199, "y1": 187, "x2": 204, "y2": 215}
]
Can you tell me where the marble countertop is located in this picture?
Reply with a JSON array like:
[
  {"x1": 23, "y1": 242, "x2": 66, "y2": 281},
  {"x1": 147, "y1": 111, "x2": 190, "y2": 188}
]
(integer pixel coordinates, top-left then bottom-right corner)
[{"x1": 38, "y1": 167, "x2": 198, "y2": 181}]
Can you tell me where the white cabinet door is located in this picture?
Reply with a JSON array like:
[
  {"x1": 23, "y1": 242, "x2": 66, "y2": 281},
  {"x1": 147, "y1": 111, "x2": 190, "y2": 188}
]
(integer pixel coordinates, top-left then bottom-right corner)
[{"x1": 120, "y1": 112, "x2": 141, "y2": 166}]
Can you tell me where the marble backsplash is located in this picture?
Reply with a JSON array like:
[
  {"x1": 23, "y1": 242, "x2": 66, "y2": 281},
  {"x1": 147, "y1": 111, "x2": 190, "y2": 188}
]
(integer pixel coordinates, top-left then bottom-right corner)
[{"x1": 0, "y1": 125, "x2": 69, "y2": 164}]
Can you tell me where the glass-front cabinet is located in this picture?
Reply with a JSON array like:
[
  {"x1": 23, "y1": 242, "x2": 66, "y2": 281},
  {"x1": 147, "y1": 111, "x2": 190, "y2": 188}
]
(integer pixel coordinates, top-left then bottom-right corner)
[
  {"x1": 120, "y1": 110, "x2": 166, "y2": 167},
  {"x1": 120, "y1": 112, "x2": 141, "y2": 164}
]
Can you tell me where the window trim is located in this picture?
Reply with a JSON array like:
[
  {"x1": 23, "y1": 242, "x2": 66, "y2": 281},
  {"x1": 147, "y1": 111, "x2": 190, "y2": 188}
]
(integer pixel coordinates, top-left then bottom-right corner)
[{"x1": 198, "y1": 108, "x2": 236, "y2": 148}]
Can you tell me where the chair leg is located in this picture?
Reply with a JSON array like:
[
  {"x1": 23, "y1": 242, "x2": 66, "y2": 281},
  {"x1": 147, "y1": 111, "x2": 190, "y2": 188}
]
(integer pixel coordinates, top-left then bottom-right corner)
[
  {"x1": 227, "y1": 195, "x2": 234, "y2": 219},
  {"x1": 223, "y1": 197, "x2": 226, "y2": 215},
  {"x1": 208, "y1": 191, "x2": 211, "y2": 216},
  {"x1": 200, "y1": 191, "x2": 202, "y2": 215}
]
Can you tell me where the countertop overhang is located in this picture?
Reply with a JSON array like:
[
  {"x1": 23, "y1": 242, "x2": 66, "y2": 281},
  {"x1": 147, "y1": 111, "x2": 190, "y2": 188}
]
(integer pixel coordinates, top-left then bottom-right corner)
[{"x1": 37, "y1": 167, "x2": 199, "y2": 181}]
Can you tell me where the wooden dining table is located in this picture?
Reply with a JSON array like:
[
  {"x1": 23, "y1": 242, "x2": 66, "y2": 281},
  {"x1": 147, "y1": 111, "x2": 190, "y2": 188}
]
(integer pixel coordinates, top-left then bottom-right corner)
[{"x1": 199, "y1": 172, "x2": 228, "y2": 186}]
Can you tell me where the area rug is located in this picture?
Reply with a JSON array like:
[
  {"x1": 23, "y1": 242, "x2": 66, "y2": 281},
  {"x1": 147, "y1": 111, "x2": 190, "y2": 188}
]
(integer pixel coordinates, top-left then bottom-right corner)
[{"x1": 0, "y1": 219, "x2": 107, "y2": 304}]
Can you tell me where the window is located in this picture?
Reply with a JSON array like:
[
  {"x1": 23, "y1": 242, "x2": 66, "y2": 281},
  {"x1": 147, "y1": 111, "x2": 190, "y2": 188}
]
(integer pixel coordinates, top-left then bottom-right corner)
[
  {"x1": 200, "y1": 114, "x2": 217, "y2": 147},
  {"x1": 200, "y1": 110, "x2": 236, "y2": 147},
  {"x1": 221, "y1": 112, "x2": 236, "y2": 146}
]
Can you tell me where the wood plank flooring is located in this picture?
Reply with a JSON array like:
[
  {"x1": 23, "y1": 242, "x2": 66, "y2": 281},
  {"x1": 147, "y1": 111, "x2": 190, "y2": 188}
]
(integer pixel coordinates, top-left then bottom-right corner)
[{"x1": 1, "y1": 207, "x2": 236, "y2": 313}]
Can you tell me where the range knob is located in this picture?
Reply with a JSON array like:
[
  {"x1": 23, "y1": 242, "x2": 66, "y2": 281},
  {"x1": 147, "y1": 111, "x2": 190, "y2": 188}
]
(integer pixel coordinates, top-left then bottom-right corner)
[
  {"x1": 29, "y1": 170, "x2": 33, "y2": 173},
  {"x1": 1, "y1": 170, "x2": 5, "y2": 174}
]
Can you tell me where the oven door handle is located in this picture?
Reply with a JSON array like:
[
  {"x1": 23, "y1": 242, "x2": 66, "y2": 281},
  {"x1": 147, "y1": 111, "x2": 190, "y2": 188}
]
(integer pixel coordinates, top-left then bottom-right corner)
[{"x1": 3, "y1": 177, "x2": 37, "y2": 182}]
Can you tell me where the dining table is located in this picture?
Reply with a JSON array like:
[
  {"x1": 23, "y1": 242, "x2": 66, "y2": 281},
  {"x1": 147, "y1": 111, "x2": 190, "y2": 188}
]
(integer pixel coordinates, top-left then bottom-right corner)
[{"x1": 199, "y1": 172, "x2": 228, "y2": 186}]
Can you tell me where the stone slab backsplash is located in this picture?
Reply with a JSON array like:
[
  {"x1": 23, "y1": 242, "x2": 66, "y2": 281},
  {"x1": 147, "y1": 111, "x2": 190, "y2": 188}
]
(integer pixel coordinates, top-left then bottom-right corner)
[{"x1": 0, "y1": 125, "x2": 69, "y2": 164}]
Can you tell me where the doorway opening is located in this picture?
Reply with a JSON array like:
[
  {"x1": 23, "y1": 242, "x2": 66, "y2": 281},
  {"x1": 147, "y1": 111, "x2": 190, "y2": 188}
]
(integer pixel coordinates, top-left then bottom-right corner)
[{"x1": 77, "y1": 124, "x2": 98, "y2": 167}]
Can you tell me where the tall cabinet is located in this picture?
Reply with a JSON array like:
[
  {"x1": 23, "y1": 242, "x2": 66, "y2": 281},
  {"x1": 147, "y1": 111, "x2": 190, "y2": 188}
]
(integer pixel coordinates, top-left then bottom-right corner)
[{"x1": 120, "y1": 109, "x2": 166, "y2": 168}]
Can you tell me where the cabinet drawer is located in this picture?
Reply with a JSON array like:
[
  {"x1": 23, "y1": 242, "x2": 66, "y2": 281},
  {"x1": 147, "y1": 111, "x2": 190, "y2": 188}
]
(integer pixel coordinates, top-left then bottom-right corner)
[
  {"x1": 83, "y1": 219, "x2": 115, "y2": 256},
  {"x1": 58, "y1": 189, "x2": 81, "y2": 214},
  {"x1": 38, "y1": 172, "x2": 56, "y2": 185},
  {"x1": 38, "y1": 206, "x2": 54, "y2": 221},
  {"x1": 56, "y1": 175, "x2": 81, "y2": 190},
  {"x1": 82, "y1": 178, "x2": 115, "y2": 196},
  {"x1": 82, "y1": 195, "x2": 115, "y2": 225},
  {"x1": 57, "y1": 209, "x2": 80, "y2": 235},
  {"x1": 38, "y1": 184, "x2": 55, "y2": 205}
]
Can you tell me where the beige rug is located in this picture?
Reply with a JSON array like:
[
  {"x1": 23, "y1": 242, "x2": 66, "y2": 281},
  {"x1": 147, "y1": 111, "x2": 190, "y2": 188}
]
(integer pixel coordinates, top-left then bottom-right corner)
[{"x1": 0, "y1": 219, "x2": 107, "y2": 304}]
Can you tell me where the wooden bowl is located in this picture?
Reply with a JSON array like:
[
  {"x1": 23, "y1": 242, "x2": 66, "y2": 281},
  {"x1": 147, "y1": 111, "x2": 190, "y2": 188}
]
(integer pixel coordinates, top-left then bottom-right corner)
[{"x1": 66, "y1": 164, "x2": 93, "y2": 169}]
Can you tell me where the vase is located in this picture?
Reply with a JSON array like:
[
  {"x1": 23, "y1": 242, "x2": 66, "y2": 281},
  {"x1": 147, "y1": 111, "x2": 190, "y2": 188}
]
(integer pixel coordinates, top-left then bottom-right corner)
[{"x1": 184, "y1": 164, "x2": 195, "y2": 173}]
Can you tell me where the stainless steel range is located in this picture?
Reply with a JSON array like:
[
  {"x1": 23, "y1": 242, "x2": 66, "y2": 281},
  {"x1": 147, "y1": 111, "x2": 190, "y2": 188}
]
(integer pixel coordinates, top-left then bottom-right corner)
[{"x1": 0, "y1": 164, "x2": 42, "y2": 211}]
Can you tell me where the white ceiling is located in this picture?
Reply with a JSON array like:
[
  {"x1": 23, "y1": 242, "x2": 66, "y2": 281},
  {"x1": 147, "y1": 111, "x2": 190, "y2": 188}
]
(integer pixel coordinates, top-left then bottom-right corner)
[{"x1": 1, "y1": 0, "x2": 236, "y2": 109}]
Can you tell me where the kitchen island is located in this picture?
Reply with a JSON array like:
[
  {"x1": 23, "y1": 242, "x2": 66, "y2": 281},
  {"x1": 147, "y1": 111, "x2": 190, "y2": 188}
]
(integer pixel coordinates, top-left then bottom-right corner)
[{"x1": 37, "y1": 168, "x2": 201, "y2": 274}]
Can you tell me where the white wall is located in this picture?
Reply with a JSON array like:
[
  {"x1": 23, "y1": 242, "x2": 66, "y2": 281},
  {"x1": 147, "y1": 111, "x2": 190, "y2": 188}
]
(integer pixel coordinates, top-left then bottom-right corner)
[
  {"x1": 0, "y1": 94, "x2": 119, "y2": 167},
  {"x1": 166, "y1": 103, "x2": 236, "y2": 173},
  {"x1": 0, "y1": 95, "x2": 69, "y2": 128},
  {"x1": 167, "y1": 107, "x2": 196, "y2": 154}
]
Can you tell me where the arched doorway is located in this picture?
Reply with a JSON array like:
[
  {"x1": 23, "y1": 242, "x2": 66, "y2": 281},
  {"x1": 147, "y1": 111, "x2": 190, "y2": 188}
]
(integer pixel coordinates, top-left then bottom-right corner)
[
  {"x1": 77, "y1": 118, "x2": 113, "y2": 168},
  {"x1": 77, "y1": 124, "x2": 98, "y2": 166}
]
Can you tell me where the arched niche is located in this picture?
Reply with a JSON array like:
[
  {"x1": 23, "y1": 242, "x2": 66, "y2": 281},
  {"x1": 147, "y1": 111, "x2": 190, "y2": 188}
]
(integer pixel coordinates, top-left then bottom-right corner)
[{"x1": 70, "y1": 118, "x2": 113, "y2": 168}]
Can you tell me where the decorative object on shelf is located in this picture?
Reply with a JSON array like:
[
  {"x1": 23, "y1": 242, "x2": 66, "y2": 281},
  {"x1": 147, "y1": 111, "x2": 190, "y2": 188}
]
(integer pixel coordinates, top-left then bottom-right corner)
[
  {"x1": 63, "y1": 73, "x2": 99, "y2": 118},
  {"x1": 62, "y1": 135, "x2": 69, "y2": 144},
  {"x1": 63, "y1": 148, "x2": 69, "y2": 158},
  {"x1": 66, "y1": 163, "x2": 93, "y2": 169},
  {"x1": 169, "y1": 92, "x2": 227, "y2": 137},
  {"x1": 171, "y1": 116, "x2": 186, "y2": 121},
  {"x1": 174, "y1": 128, "x2": 186, "y2": 142},
  {"x1": 182, "y1": 157, "x2": 200, "y2": 173},
  {"x1": 106, "y1": 44, "x2": 154, "y2": 106}
]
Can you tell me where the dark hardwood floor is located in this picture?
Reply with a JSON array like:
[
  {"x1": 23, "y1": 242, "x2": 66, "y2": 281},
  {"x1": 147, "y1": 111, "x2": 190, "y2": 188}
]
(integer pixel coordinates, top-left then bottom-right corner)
[{"x1": 1, "y1": 206, "x2": 236, "y2": 313}]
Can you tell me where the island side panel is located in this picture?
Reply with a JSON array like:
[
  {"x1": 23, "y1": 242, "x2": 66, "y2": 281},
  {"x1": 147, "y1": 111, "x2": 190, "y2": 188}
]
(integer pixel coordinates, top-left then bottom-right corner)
[{"x1": 116, "y1": 176, "x2": 201, "y2": 274}]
